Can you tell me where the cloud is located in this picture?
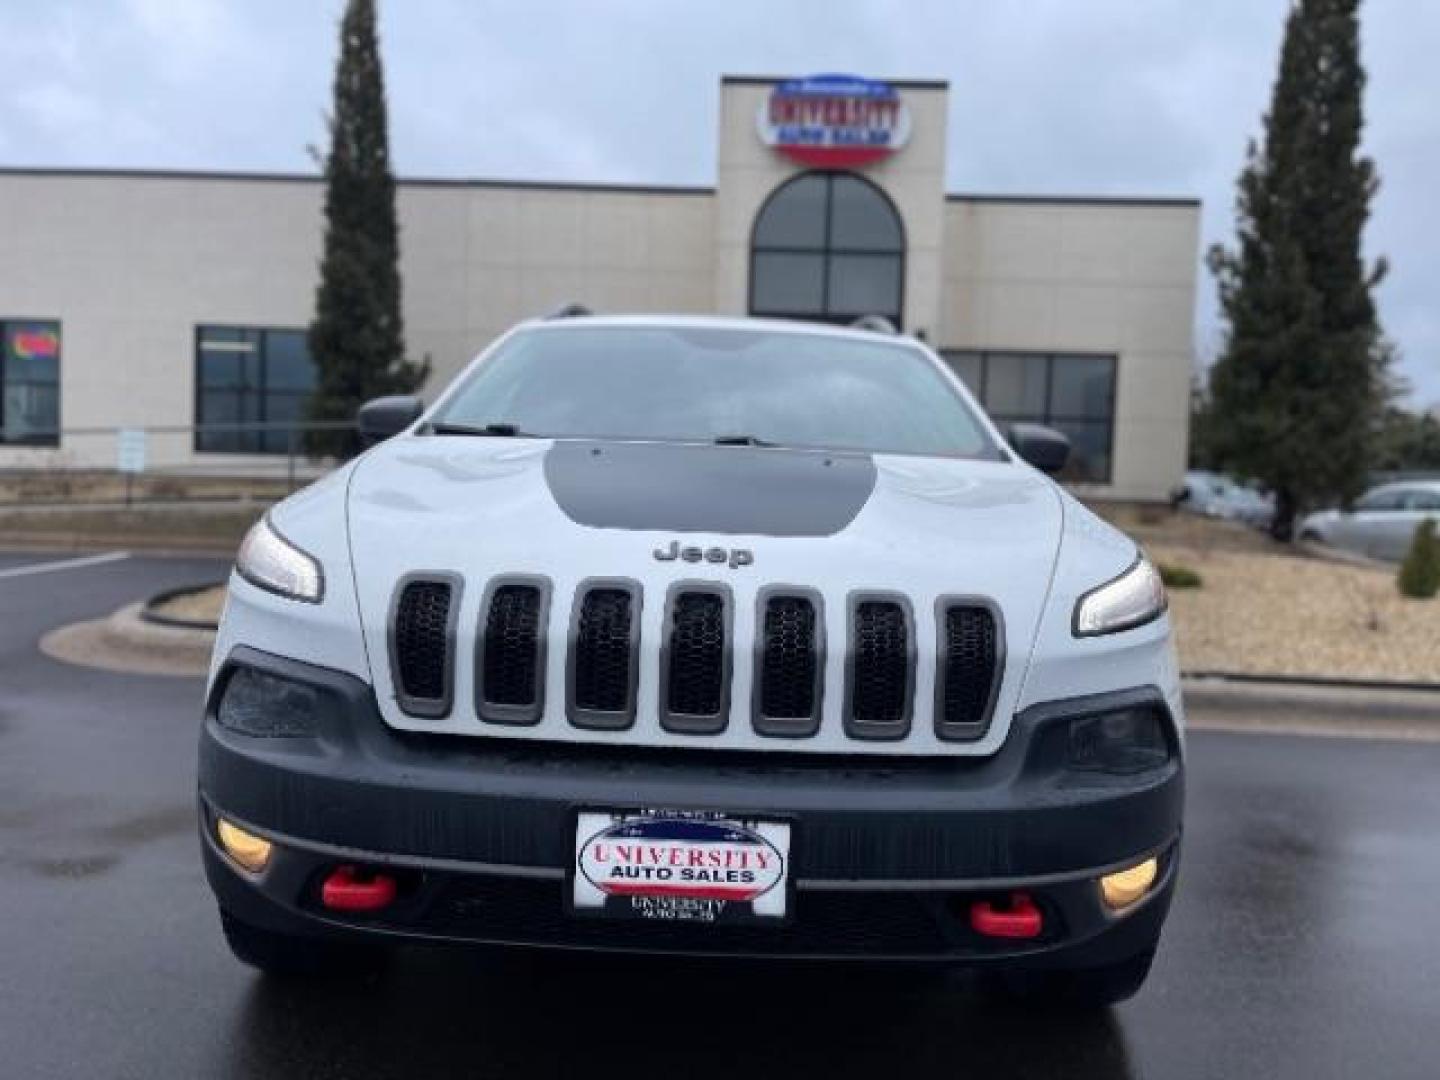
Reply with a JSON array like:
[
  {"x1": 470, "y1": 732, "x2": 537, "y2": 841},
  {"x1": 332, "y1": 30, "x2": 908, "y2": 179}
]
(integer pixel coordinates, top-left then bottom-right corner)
[{"x1": 0, "y1": 0, "x2": 1435, "y2": 403}]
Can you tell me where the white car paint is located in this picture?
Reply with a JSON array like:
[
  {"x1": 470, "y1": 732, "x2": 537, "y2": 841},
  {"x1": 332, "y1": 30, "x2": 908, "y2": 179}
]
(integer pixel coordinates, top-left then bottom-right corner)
[{"x1": 211, "y1": 316, "x2": 1182, "y2": 758}]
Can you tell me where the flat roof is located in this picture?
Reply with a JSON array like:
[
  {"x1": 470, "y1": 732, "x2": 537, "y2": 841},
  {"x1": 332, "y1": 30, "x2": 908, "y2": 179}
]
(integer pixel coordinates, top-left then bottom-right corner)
[
  {"x1": 0, "y1": 167, "x2": 1199, "y2": 207},
  {"x1": 721, "y1": 74, "x2": 950, "y2": 91},
  {"x1": 0, "y1": 166, "x2": 713, "y2": 198},
  {"x1": 947, "y1": 193, "x2": 1201, "y2": 208}
]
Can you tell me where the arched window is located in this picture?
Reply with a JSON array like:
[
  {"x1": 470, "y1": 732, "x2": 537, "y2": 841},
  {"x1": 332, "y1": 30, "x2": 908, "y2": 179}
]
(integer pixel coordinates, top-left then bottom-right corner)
[{"x1": 749, "y1": 171, "x2": 904, "y2": 327}]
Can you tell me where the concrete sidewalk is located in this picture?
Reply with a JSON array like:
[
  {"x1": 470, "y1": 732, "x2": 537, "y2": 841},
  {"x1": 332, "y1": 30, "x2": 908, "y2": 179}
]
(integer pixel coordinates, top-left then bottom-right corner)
[{"x1": 1184, "y1": 675, "x2": 1440, "y2": 741}]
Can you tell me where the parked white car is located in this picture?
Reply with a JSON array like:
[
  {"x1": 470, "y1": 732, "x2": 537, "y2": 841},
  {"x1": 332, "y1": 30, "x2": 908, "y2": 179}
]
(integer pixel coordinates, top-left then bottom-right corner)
[
  {"x1": 1299, "y1": 481, "x2": 1440, "y2": 561},
  {"x1": 1173, "y1": 470, "x2": 1274, "y2": 529},
  {"x1": 199, "y1": 313, "x2": 1183, "y2": 1007}
]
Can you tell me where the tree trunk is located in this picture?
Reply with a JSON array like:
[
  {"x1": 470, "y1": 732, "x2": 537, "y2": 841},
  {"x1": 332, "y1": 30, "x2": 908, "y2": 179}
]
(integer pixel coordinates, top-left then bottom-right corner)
[{"x1": 1270, "y1": 488, "x2": 1297, "y2": 542}]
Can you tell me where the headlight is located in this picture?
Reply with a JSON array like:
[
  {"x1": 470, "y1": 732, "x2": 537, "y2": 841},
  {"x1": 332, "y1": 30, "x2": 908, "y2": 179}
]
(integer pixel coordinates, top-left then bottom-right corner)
[
  {"x1": 1073, "y1": 555, "x2": 1166, "y2": 637},
  {"x1": 236, "y1": 516, "x2": 324, "y2": 603},
  {"x1": 1068, "y1": 708, "x2": 1170, "y2": 774}
]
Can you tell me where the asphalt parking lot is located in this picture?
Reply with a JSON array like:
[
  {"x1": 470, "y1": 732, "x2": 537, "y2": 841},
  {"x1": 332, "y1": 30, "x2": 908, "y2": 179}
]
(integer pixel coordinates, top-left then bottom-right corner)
[{"x1": 2, "y1": 550, "x2": 1438, "y2": 1079}]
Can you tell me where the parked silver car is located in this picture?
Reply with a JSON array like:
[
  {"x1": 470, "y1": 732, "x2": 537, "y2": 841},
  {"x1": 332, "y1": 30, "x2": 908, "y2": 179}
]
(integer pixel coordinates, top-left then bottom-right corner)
[{"x1": 1298, "y1": 481, "x2": 1440, "y2": 561}]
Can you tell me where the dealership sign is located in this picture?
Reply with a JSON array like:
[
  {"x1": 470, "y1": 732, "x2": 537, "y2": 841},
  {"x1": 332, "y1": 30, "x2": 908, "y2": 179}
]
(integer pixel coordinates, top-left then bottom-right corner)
[
  {"x1": 573, "y1": 811, "x2": 791, "y2": 922},
  {"x1": 757, "y1": 74, "x2": 911, "y2": 168}
]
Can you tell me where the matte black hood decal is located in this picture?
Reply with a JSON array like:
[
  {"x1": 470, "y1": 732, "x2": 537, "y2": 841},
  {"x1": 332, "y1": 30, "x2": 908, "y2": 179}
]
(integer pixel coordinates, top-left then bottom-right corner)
[{"x1": 543, "y1": 440, "x2": 877, "y2": 537}]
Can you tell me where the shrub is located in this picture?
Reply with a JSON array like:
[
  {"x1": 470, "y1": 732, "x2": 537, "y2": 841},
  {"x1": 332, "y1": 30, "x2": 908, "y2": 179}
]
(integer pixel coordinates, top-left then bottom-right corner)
[
  {"x1": 1397, "y1": 519, "x2": 1440, "y2": 599},
  {"x1": 1137, "y1": 507, "x2": 1167, "y2": 526},
  {"x1": 1158, "y1": 563, "x2": 1203, "y2": 589}
]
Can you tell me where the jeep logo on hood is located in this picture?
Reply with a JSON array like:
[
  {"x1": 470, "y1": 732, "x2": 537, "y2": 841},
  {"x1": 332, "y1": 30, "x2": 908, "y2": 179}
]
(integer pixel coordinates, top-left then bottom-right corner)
[{"x1": 654, "y1": 540, "x2": 754, "y2": 569}]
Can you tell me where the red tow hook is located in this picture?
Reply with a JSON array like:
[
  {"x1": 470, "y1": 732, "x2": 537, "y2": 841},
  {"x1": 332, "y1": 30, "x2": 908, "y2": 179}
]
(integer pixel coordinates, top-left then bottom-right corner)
[
  {"x1": 321, "y1": 865, "x2": 398, "y2": 913},
  {"x1": 970, "y1": 892, "x2": 1044, "y2": 940}
]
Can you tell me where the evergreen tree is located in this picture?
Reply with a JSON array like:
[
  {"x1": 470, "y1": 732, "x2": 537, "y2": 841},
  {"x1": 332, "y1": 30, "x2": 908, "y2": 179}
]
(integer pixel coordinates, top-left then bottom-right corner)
[
  {"x1": 1188, "y1": 377, "x2": 1222, "y2": 471},
  {"x1": 307, "y1": 0, "x2": 426, "y2": 456},
  {"x1": 1206, "y1": 0, "x2": 1388, "y2": 539},
  {"x1": 1374, "y1": 406, "x2": 1440, "y2": 473}
]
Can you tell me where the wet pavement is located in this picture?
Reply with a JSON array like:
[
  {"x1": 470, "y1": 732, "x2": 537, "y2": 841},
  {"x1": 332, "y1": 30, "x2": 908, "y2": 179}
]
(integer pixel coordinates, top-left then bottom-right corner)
[{"x1": 1, "y1": 550, "x2": 1438, "y2": 1079}]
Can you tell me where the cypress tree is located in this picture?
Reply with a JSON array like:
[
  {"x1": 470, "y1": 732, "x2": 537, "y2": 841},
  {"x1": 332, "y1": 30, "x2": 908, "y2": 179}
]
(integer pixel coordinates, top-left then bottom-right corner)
[
  {"x1": 307, "y1": 0, "x2": 427, "y2": 456},
  {"x1": 1398, "y1": 520, "x2": 1440, "y2": 600},
  {"x1": 1206, "y1": 0, "x2": 1389, "y2": 539}
]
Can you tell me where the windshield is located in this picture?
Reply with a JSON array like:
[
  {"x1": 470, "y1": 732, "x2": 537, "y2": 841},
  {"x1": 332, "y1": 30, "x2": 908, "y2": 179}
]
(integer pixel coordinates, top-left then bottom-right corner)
[{"x1": 432, "y1": 325, "x2": 1001, "y2": 459}]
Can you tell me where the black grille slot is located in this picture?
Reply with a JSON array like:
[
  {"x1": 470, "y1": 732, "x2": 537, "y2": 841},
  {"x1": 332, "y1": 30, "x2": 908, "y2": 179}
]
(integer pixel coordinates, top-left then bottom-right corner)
[
  {"x1": 845, "y1": 598, "x2": 912, "y2": 738},
  {"x1": 478, "y1": 580, "x2": 547, "y2": 724},
  {"x1": 570, "y1": 585, "x2": 638, "y2": 728},
  {"x1": 391, "y1": 577, "x2": 455, "y2": 716},
  {"x1": 755, "y1": 594, "x2": 822, "y2": 736},
  {"x1": 936, "y1": 604, "x2": 1000, "y2": 740},
  {"x1": 662, "y1": 589, "x2": 729, "y2": 733}
]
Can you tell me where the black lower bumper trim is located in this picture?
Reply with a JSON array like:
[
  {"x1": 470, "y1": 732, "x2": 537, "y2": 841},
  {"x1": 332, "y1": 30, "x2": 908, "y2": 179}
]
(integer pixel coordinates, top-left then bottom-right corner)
[
  {"x1": 200, "y1": 647, "x2": 1184, "y2": 884},
  {"x1": 202, "y1": 811, "x2": 1179, "y2": 964}
]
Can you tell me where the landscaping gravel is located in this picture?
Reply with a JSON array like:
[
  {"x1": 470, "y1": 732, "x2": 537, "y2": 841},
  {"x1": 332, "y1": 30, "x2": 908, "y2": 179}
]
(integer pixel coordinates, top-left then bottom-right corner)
[{"x1": 1148, "y1": 540, "x2": 1440, "y2": 683}]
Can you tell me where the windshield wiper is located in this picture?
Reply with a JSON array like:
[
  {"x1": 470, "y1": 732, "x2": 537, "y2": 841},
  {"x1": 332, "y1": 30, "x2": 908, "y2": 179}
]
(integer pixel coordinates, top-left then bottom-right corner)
[
  {"x1": 713, "y1": 434, "x2": 778, "y2": 448},
  {"x1": 428, "y1": 421, "x2": 528, "y2": 438}
]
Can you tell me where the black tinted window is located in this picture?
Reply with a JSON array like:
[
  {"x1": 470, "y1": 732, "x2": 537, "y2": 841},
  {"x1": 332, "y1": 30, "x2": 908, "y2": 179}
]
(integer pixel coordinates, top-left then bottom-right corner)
[
  {"x1": 750, "y1": 172, "x2": 904, "y2": 328},
  {"x1": 940, "y1": 350, "x2": 1117, "y2": 482},
  {"x1": 195, "y1": 326, "x2": 318, "y2": 453},
  {"x1": 1, "y1": 320, "x2": 61, "y2": 446},
  {"x1": 751, "y1": 173, "x2": 827, "y2": 248}
]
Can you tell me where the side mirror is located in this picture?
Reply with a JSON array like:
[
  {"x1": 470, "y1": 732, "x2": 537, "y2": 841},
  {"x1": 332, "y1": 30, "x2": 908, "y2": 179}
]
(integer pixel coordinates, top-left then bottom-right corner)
[
  {"x1": 1008, "y1": 422, "x2": 1071, "y2": 475},
  {"x1": 357, "y1": 395, "x2": 424, "y2": 447}
]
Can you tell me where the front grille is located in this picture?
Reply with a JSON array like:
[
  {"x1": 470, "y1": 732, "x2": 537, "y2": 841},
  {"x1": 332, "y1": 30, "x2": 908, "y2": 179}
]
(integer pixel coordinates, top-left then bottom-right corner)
[
  {"x1": 755, "y1": 593, "x2": 822, "y2": 736},
  {"x1": 569, "y1": 583, "x2": 639, "y2": 729},
  {"x1": 936, "y1": 604, "x2": 1000, "y2": 740},
  {"x1": 846, "y1": 598, "x2": 912, "y2": 738},
  {"x1": 662, "y1": 588, "x2": 729, "y2": 733},
  {"x1": 391, "y1": 577, "x2": 456, "y2": 716},
  {"x1": 477, "y1": 579, "x2": 547, "y2": 724},
  {"x1": 384, "y1": 573, "x2": 1002, "y2": 754}
]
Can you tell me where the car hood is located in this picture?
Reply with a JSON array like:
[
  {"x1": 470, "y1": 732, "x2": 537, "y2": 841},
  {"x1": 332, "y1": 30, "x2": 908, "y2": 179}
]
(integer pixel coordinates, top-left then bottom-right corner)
[
  {"x1": 341, "y1": 435, "x2": 1068, "y2": 754},
  {"x1": 347, "y1": 434, "x2": 1063, "y2": 595}
]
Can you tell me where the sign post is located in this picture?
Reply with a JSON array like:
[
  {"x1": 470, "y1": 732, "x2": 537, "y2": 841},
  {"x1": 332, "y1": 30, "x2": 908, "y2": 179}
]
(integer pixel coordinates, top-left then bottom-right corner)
[{"x1": 116, "y1": 428, "x2": 147, "y2": 507}]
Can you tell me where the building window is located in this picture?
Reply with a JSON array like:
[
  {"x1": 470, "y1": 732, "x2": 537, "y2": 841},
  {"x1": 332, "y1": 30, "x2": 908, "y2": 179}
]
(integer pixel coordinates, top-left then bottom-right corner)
[
  {"x1": 750, "y1": 171, "x2": 904, "y2": 328},
  {"x1": 943, "y1": 350, "x2": 1117, "y2": 483},
  {"x1": 195, "y1": 326, "x2": 317, "y2": 453},
  {"x1": 0, "y1": 320, "x2": 61, "y2": 446}
]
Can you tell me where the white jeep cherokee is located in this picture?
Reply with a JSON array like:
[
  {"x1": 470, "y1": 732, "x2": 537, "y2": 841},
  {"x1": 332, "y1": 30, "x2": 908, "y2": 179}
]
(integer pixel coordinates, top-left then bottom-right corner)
[{"x1": 200, "y1": 314, "x2": 1183, "y2": 1006}]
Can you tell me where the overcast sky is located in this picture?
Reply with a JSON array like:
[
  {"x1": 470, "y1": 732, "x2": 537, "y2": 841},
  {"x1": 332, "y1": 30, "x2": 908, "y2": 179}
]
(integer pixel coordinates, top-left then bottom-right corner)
[{"x1": 1, "y1": 0, "x2": 1434, "y2": 404}]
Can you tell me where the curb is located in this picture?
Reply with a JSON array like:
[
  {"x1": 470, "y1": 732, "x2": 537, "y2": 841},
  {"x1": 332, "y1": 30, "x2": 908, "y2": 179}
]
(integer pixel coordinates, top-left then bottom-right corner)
[
  {"x1": 40, "y1": 601, "x2": 214, "y2": 678},
  {"x1": 1183, "y1": 675, "x2": 1440, "y2": 721},
  {"x1": 140, "y1": 582, "x2": 224, "y2": 631},
  {"x1": 1295, "y1": 539, "x2": 1394, "y2": 570},
  {"x1": 1183, "y1": 670, "x2": 1440, "y2": 694}
]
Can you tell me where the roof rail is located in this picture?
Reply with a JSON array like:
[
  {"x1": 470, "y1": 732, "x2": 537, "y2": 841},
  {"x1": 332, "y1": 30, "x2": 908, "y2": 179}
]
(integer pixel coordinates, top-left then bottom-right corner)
[
  {"x1": 849, "y1": 315, "x2": 897, "y2": 334},
  {"x1": 545, "y1": 302, "x2": 593, "y2": 320}
]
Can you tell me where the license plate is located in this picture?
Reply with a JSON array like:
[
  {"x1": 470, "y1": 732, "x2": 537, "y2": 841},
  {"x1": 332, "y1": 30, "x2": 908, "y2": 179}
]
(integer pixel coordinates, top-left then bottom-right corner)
[{"x1": 571, "y1": 809, "x2": 791, "y2": 925}]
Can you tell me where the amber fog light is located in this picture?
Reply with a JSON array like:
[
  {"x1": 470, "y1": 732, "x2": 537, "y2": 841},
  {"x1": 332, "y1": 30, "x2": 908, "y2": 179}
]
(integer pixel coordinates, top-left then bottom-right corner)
[
  {"x1": 217, "y1": 818, "x2": 273, "y2": 873},
  {"x1": 1099, "y1": 857, "x2": 1158, "y2": 911}
]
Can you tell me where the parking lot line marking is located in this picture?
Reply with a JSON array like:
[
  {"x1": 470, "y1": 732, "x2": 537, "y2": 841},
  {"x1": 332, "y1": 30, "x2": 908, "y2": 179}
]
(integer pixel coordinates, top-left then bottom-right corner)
[{"x1": 0, "y1": 551, "x2": 131, "y2": 580}]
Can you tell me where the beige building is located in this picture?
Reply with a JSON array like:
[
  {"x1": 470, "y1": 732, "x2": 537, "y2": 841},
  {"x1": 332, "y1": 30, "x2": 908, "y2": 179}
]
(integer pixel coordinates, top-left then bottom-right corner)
[{"x1": 0, "y1": 75, "x2": 1199, "y2": 500}]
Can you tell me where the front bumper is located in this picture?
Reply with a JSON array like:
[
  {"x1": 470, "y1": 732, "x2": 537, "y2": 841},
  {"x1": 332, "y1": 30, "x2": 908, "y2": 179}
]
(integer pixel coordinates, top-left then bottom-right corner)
[{"x1": 200, "y1": 647, "x2": 1183, "y2": 965}]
